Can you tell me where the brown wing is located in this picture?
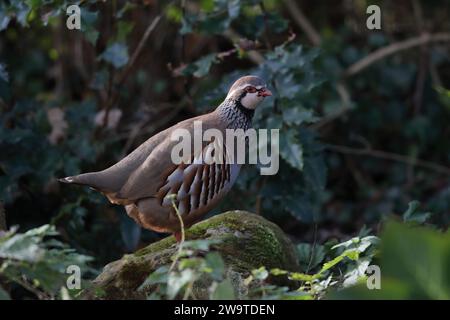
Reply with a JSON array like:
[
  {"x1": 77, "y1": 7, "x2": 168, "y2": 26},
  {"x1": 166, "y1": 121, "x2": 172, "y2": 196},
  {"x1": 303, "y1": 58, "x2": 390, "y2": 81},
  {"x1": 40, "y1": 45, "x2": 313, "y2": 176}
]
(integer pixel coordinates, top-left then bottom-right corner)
[
  {"x1": 154, "y1": 138, "x2": 232, "y2": 215},
  {"x1": 115, "y1": 111, "x2": 225, "y2": 202}
]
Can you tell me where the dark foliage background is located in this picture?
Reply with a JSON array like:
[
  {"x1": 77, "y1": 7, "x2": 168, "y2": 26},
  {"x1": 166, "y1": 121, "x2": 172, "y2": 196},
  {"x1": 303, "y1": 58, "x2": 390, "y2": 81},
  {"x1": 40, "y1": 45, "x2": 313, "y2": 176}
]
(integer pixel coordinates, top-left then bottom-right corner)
[{"x1": 0, "y1": 0, "x2": 449, "y2": 299}]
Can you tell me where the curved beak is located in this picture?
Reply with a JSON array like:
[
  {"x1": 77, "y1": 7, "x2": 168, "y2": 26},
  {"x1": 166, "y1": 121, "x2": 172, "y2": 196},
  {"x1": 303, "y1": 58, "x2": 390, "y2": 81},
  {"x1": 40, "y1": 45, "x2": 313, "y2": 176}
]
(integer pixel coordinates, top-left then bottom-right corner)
[{"x1": 259, "y1": 88, "x2": 272, "y2": 97}]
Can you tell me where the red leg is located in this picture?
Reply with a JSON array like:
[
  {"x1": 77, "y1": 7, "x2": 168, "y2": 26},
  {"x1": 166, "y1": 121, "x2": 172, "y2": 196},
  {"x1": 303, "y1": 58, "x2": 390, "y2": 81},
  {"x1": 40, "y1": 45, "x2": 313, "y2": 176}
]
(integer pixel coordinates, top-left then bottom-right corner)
[{"x1": 174, "y1": 231, "x2": 182, "y2": 243}]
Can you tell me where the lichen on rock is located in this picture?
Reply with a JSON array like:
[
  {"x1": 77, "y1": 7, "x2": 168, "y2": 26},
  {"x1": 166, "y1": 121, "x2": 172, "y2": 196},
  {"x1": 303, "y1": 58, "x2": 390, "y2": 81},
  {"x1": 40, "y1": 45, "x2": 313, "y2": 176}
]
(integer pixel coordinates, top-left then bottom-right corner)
[{"x1": 81, "y1": 211, "x2": 299, "y2": 299}]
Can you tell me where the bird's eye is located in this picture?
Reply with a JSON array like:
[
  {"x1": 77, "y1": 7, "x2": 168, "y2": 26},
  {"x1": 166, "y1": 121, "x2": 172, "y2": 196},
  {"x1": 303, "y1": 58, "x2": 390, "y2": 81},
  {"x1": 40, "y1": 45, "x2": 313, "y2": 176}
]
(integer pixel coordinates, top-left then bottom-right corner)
[{"x1": 245, "y1": 86, "x2": 257, "y2": 93}]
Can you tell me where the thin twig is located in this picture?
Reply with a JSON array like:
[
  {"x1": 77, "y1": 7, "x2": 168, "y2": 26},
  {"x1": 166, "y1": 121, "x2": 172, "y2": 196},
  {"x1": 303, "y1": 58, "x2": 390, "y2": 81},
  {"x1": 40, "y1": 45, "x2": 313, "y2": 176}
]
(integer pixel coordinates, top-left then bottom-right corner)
[
  {"x1": 344, "y1": 33, "x2": 450, "y2": 77},
  {"x1": 282, "y1": 0, "x2": 321, "y2": 46},
  {"x1": 259, "y1": 2, "x2": 272, "y2": 51},
  {"x1": 169, "y1": 196, "x2": 185, "y2": 273},
  {"x1": 118, "y1": 15, "x2": 162, "y2": 87},
  {"x1": 317, "y1": 33, "x2": 450, "y2": 128},
  {"x1": 326, "y1": 144, "x2": 450, "y2": 175},
  {"x1": 12, "y1": 275, "x2": 51, "y2": 300},
  {"x1": 223, "y1": 29, "x2": 265, "y2": 64},
  {"x1": 313, "y1": 81, "x2": 352, "y2": 130},
  {"x1": 411, "y1": 0, "x2": 429, "y2": 116},
  {"x1": 277, "y1": 2, "x2": 354, "y2": 130},
  {"x1": 100, "y1": 13, "x2": 163, "y2": 132},
  {"x1": 112, "y1": 101, "x2": 185, "y2": 156},
  {"x1": 305, "y1": 223, "x2": 318, "y2": 274}
]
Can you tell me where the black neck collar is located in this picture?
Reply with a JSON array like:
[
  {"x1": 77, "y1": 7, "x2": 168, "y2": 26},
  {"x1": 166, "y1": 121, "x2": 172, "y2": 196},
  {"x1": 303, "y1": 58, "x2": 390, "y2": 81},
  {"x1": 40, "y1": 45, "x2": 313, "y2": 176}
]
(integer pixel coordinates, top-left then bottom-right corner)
[{"x1": 235, "y1": 100, "x2": 255, "y2": 120}]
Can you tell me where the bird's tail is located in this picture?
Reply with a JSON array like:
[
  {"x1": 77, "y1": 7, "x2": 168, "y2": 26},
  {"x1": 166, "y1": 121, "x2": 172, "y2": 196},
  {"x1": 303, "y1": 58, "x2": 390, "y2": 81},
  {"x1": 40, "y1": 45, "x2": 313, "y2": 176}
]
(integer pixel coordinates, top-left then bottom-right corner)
[
  {"x1": 58, "y1": 176, "x2": 77, "y2": 184},
  {"x1": 58, "y1": 172, "x2": 106, "y2": 190},
  {"x1": 59, "y1": 172, "x2": 132, "y2": 205}
]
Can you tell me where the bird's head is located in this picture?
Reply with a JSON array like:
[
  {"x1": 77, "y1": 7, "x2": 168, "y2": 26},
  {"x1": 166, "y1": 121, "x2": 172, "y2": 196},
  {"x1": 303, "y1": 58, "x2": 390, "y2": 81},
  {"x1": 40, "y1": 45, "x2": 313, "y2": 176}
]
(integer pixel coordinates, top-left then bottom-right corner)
[{"x1": 226, "y1": 75, "x2": 272, "y2": 110}]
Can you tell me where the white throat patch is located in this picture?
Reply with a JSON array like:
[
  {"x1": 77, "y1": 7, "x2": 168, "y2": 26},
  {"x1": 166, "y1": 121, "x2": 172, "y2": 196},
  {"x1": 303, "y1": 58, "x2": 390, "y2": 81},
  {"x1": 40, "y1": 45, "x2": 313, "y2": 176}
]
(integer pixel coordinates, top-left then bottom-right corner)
[{"x1": 240, "y1": 92, "x2": 263, "y2": 109}]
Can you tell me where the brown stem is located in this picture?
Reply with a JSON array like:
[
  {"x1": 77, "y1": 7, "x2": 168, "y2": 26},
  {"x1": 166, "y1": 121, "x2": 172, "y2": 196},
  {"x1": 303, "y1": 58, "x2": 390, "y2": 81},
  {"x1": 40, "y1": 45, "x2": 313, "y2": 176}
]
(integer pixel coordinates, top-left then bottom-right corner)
[
  {"x1": 326, "y1": 144, "x2": 450, "y2": 176},
  {"x1": 344, "y1": 33, "x2": 450, "y2": 77},
  {"x1": 282, "y1": 0, "x2": 321, "y2": 46}
]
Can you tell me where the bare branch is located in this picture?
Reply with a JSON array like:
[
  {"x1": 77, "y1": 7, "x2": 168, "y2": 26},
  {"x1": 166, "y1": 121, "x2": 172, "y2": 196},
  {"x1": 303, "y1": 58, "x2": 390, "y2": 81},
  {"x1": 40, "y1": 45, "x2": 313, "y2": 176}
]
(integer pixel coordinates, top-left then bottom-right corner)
[
  {"x1": 118, "y1": 14, "x2": 162, "y2": 87},
  {"x1": 224, "y1": 29, "x2": 265, "y2": 64},
  {"x1": 326, "y1": 144, "x2": 450, "y2": 176},
  {"x1": 345, "y1": 33, "x2": 450, "y2": 77},
  {"x1": 283, "y1": 0, "x2": 321, "y2": 46}
]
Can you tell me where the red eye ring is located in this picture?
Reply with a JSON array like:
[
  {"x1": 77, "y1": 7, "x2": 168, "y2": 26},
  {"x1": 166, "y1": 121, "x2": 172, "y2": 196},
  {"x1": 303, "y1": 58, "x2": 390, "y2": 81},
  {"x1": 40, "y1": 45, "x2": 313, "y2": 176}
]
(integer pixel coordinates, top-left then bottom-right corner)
[{"x1": 245, "y1": 86, "x2": 257, "y2": 93}]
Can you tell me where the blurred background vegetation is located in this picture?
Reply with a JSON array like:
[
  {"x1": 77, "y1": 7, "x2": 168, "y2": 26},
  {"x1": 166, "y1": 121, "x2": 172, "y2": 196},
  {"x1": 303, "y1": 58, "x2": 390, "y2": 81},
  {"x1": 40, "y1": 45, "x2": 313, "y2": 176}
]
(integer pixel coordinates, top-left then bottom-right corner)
[{"x1": 0, "y1": 0, "x2": 449, "y2": 299}]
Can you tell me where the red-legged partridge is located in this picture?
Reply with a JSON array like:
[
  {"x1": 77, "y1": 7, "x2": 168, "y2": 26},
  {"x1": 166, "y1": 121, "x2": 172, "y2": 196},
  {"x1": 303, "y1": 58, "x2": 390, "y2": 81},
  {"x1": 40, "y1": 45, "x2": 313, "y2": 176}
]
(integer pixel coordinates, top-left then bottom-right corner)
[{"x1": 60, "y1": 75, "x2": 272, "y2": 241}]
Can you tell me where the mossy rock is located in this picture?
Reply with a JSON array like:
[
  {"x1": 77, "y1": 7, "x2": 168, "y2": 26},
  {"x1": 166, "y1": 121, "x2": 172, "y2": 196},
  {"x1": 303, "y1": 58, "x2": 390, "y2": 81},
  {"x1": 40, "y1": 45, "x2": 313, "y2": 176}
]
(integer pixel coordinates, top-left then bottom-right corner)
[{"x1": 81, "y1": 211, "x2": 299, "y2": 299}]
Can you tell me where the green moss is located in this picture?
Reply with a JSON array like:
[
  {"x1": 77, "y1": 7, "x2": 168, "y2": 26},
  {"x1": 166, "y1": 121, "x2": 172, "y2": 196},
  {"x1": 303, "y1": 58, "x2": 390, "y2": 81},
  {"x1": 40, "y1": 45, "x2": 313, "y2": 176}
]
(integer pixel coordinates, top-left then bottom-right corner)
[{"x1": 81, "y1": 211, "x2": 298, "y2": 299}]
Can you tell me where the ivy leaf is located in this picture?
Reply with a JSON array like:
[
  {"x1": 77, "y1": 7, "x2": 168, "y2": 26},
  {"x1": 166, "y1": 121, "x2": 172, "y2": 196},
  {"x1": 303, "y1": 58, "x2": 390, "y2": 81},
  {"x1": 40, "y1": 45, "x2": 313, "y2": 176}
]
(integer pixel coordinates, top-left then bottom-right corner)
[
  {"x1": 321, "y1": 249, "x2": 360, "y2": 273},
  {"x1": 117, "y1": 21, "x2": 134, "y2": 42},
  {"x1": 284, "y1": 195, "x2": 314, "y2": 223},
  {"x1": 303, "y1": 153, "x2": 326, "y2": 191},
  {"x1": 211, "y1": 279, "x2": 235, "y2": 300},
  {"x1": 252, "y1": 267, "x2": 269, "y2": 280},
  {"x1": 100, "y1": 43, "x2": 129, "y2": 69},
  {"x1": 180, "y1": 17, "x2": 193, "y2": 34},
  {"x1": 402, "y1": 201, "x2": 431, "y2": 224},
  {"x1": 297, "y1": 243, "x2": 326, "y2": 272},
  {"x1": 192, "y1": 54, "x2": 218, "y2": 78},
  {"x1": 167, "y1": 269, "x2": 196, "y2": 299},
  {"x1": 80, "y1": 8, "x2": 99, "y2": 45},
  {"x1": 205, "y1": 252, "x2": 225, "y2": 281},
  {"x1": 0, "y1": 285, "x2": 10, "y2": 300},
  {"x1": 0, "y1": 63, "x2": 9, "y2": 82},
  {"x1": 227, "y1": 0, "x2": 240, "y2": 19},
  {"x1": 279, "y1": 129, "x2": 303, "y2": 171},
  {"x1": 14, "y1": 1, "x2": 31, "y2": 27},
  {"x1": 282, "y1": 108, "x2": 317, "y2": 126},
  {"x1": 0, "y1": 10, "x2": 11, "y2": 31},
  {"x1": 138, "y1": 266, "x2": 169, "y2": 290}
]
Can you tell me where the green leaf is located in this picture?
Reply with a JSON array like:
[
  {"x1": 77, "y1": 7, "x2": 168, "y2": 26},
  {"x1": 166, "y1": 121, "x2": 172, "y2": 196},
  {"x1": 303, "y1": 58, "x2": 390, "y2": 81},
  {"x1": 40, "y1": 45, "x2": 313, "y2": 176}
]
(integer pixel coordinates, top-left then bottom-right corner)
[
  {"x1": 167, "y1": 269, "x2": 197, "y2": 299},
  {"x1": 165, "y1": 4, "x2": 182, "y2": 22},
  {"x1": 0, "y1": 225, "x2": 54, "y2": 262},
  {"x1": 0, "y1": 9, "x2": 11, "y2": 31},
  {"x1": 183, "y1": 239, "x2": 221, "y2": 251},
  {"x1": 380, "y1": 222, "x2": 450, "y2": 299},
  {"x1": 402, "y1": 201, "x2": 431, "y2": 224},
  {"x1": 192, "y1": 54, "x2": 218, "y2": 78},
  {"x1": 296, "y1": 243, "x2": 326, "y2": 272},
  {"x1": 252, "y1": 266, "x2": 269, "y2": 280},
  {"x1": 0, "y1": 285, "x2": 10, "y2": 300},
  {"x1": 282, "y1": 108, "x2": 317, "y2": 126},
  {"x1": 284, "y1": 195, "x2": 315, "y2": 223},
  {"x1": 269, "y1": 268, "x2": 288, "y2": 276},
  {"x1": 80, "y1": 8, "x2": 99, "y2": 45},
  {"x1": 200, "y1": 0, "x2": 215, "y2": 12},
  {"x1": 0, "y1": 224, "x2": 95, "y2": 296},
  {"x1": 288, "y1": 272, "x2": 317, "y2": 282},
  {"x1": 0, "y1": 63, "x2": 9, "y2": 82},
  {"x1": 117, "y1": 21, "x2": 134, "y2": 42},
  {"x1": 139, "y1": 266, "x2": 169, "y2": 290},
  {"x1": 320, "y1": 249, "x2": 359, "y2": 273},
  {"x1": 279, "y1": 129, "x2": 303, "y2": 171},
  {"x1": 227, "y1": 0, "x2": 240, "y2": 19},
  {"x1": 331, "y1": 222, "x2": 450, "y2": 299},
  {"x1": 205, "y1": 252, "x2": 225, "y2": 281},
  {"x1": 211, "y1": 279, "x2": 235, "y2": 300},
  {"x1": 100, "y1": 43, "x2": 129, "y2": 69}
]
